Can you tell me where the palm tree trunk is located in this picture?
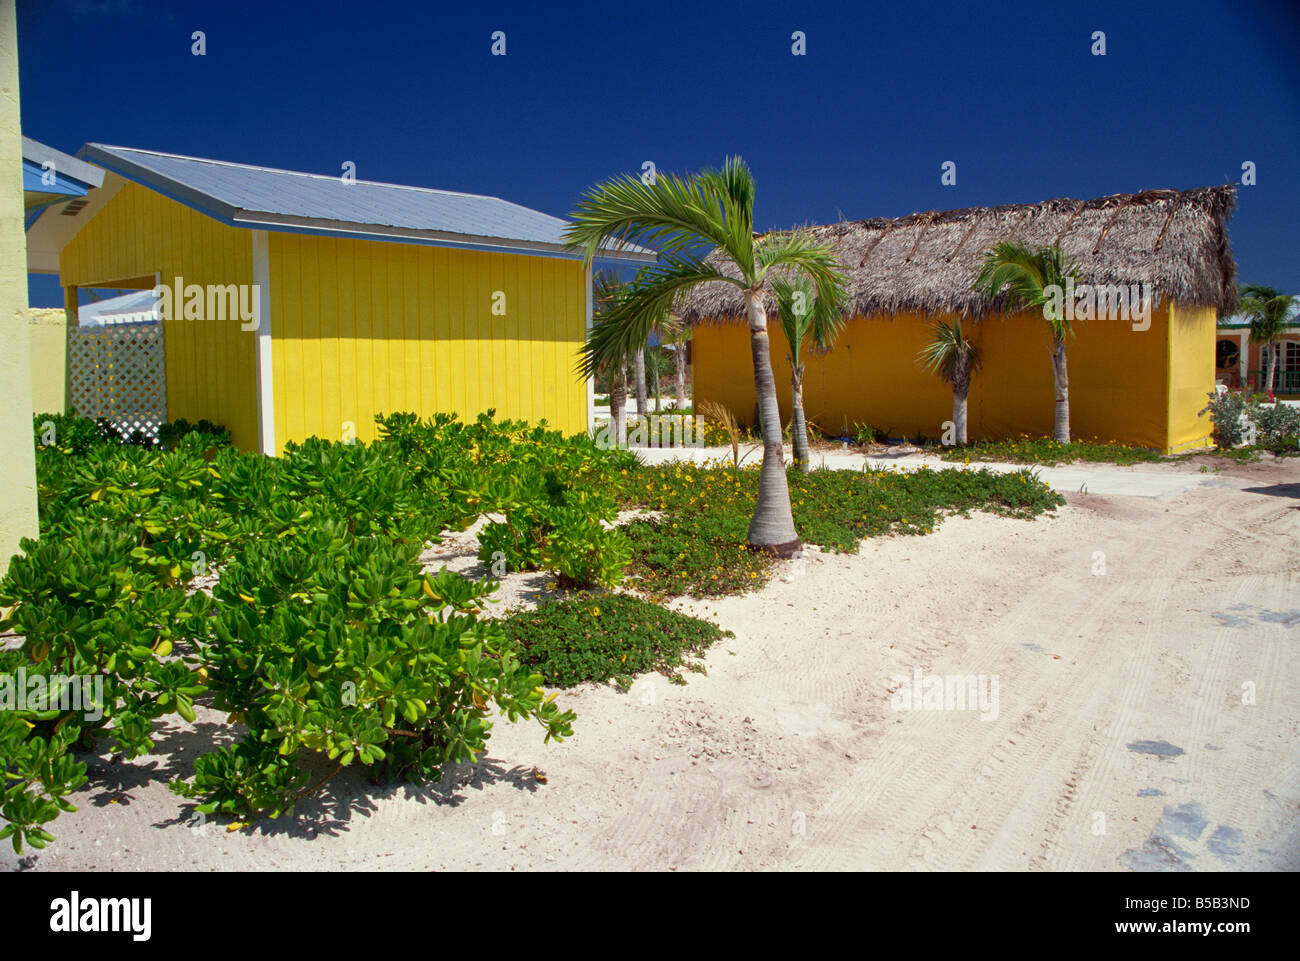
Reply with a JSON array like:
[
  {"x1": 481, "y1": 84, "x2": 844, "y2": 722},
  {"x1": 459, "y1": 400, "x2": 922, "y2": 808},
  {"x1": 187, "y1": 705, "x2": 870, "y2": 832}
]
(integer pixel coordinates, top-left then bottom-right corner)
[
  {"x1": 791, "y1": 364, "x2": 811, "y2": 472},
  {"x1": 1264, "y1": 342, "x2": 1277, "y2": 398},
  {"x1": 610, "y1": 363, "x2": 628, "y2": 448},
  {"x1": 674, "y1": 343, "x2": 688, "y2": 409},
  {"x1": 1051, "y1": 332, "x2": 1070, "y2": 443},
  {"x1": 745, "y1": 291, "x2": 801, "y2": 556},
  {"x1": 633, "y1": 348, "x2": 648, "y2": 418},
  {"x1": 953, "y1": 358, "x2": 970, "y2": 445}
]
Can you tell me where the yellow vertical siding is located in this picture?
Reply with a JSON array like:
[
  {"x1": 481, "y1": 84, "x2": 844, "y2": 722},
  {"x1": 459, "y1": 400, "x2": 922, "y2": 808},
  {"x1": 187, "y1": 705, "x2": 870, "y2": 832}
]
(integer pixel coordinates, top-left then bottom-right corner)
[
  {"x1": 268, "y1": 234, "x2": 587, "y2": 449},
  {"x1": 693, "y1": 305, "x2": 1193, "y2": 451},
  {"x1": 58, "y1": 182, "x2": 260, "y2": 449}
]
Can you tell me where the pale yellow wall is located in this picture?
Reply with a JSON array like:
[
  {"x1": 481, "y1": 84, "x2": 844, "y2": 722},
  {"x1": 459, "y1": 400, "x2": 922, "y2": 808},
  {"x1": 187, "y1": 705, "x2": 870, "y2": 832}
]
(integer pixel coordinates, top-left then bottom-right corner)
[
  {"x1": 267, "y1": 232, "x2": 589, "y2": 449},
  {"x1": 60, "y1": 181, "x2": 261, "y2": 449},
  {"x1": 0, "y1": 0, "x2": 38, "y2": 574},
  {"x1": 694, "y1": 304, "x2": 1190, "y2": 451},
  {"x1": 28, "y1": 307, "x2": 66, "y2": 414},
  {"x1": 1167, "y1": 303, "x2": 1216, "y2": 452}
]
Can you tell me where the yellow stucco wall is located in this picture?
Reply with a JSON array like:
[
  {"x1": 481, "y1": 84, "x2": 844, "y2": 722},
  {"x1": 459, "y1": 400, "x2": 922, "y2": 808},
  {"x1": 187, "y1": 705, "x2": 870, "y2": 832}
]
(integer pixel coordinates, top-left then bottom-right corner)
[
  {"x1": 28, "y1": 307, "x2": 67, "y2": 414},
  {"x1": 59, "y1": 182, "x2": 261, "y2": 449},
  {"x1": 693, "y1": 303, "x2": 1208, "y2": 453},
  {"x1": 267, "y1": 233, "x2": 589, "y2": 448},
  {"x1": 0, "y1": 0, "x2": 39, "y2": 575},
  {"x1": 1167, "y1": 303, "x2": 1216, "y2": 452}
]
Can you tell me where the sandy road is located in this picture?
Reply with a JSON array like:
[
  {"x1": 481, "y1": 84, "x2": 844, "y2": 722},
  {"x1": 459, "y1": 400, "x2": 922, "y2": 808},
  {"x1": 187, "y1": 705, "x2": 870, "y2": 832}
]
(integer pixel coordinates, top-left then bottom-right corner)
[{"x1": 5, "y1": 461, "x2": 1297, "y2": 872}]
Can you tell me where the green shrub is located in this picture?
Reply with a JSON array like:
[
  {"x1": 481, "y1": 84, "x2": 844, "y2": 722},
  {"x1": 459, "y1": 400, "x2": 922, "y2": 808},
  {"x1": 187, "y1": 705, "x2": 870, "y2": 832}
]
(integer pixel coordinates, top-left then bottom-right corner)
[
  {"x1": 2, "y1": 410, "x2": 616, "y2": 850},
  {"x1": 32, "y1": 412, "x2": 115, "y2": 455},
  {"x1": 0, "y1": 710, "x2": 86, "y2": 853},
  {"x1": 1202, "y1": 391, "x2": 1252, "y2": 448},
  {"x1": 501, "y1": 593, "x2": 731, "y2": 688},
  {"x1": 477, "y1": 516, "x2": 545, "y2": 573},
  {"x1": 539, "y1": 509, "x2": 631, "y2": 589},
  {"x1": 1200, "y1": 392, "x2": 1300, "y2": 453},
  {"x1": 0, "y1": 522, "x2": 210, "y2": 853},
  {"x1": 157, "y1": 418, "x2": 231, "y2": 451},
  {"x1": 172, "y1": 533, "x2": 574, "y2": 818},
  {"x1": 1253, "y1": 403, "x2": 1300, "y2": 451}
]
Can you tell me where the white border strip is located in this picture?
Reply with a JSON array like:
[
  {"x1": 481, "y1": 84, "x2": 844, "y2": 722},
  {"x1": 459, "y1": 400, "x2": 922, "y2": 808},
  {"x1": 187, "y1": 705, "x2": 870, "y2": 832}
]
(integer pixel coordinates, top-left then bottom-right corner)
[
  {"x1": 251, "y1": 230, "x2": 276, "y2": 455},
  {"x1": 584, "y1": 262, "x2": 595, "y2": 433}
]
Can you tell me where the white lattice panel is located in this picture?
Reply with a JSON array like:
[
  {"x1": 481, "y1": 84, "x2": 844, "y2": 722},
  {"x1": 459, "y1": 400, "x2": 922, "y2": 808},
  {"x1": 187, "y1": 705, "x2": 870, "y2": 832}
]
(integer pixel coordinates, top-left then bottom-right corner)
[{"x1": 67, "y1": 322, "x2": 167, "y2": 440}]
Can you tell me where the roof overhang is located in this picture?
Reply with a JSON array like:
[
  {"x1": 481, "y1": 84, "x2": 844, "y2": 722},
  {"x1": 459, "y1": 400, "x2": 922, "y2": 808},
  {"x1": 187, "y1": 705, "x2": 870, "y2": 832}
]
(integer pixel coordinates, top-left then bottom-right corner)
[
  {"x1": 23, "y1": 137, "x2": 107, "y2": 238},
  {"x1": 22, "y1": 137, "x2": 104, "y2": 190},
  {"x1": 25, "y1": 170, "x2": 127, "y2": 275}
]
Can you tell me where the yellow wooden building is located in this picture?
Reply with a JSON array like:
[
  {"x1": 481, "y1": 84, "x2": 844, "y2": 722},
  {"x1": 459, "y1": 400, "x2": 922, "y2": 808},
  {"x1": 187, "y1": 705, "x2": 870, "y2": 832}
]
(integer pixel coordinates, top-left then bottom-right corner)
[
  {"x1": 678, "y1": 187, "x2": 1238, "y2": 454},
  {"x1": 26, "y1": 144, "x2": 654, "y2": 453}
]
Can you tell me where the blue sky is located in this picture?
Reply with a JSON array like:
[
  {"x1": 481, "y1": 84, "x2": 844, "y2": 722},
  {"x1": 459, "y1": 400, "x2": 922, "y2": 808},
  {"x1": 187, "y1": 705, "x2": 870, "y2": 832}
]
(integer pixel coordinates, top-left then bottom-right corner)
[{"x1": 18, "y1": 0, "x2": 1300, "y2": 306}]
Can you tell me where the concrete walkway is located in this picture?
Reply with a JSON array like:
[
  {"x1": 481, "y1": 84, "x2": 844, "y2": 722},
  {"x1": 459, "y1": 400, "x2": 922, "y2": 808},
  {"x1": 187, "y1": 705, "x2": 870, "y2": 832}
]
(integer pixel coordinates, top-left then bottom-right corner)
[{"x1": 630, "y1": 443, "x2": 1246, "y2": 500}]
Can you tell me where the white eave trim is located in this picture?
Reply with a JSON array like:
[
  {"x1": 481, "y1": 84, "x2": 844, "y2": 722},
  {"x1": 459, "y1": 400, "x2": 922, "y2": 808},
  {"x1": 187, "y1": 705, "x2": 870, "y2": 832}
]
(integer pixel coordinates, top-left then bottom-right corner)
[
  {"x1": 251, "y1": 230, "x2": 276, "y2": 456},
  {"x1": 229, "y1": 209, "x2": 659, "y2": 263}
]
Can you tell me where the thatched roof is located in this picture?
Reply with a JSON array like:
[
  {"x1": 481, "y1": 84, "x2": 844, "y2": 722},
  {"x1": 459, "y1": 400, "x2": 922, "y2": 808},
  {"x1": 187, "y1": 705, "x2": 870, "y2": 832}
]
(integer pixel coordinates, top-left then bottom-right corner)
[{"x1": 676, "y1": 185, "x2": 1238, "y2": 323}]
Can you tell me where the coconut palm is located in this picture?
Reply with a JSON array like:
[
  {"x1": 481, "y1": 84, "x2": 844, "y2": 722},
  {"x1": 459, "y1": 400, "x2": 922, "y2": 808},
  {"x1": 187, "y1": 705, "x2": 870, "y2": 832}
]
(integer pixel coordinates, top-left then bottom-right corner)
[
  {"x1": 592, "y1": 269, "x2": 632, "y2": 445},
  {"x1": 1238, "y1": 284, "x2": 1298, "y2": 397},
  {"x1": 917, "y1": 318, "x2": 982, "y2": 445},
  {"x1": 567, "y1": 157, "x2": 848, "y2": 556},
  {"x1": 773, "y1": 275, "x2": 847, "y2": 470},
  {"x1": 668, "y1": 321, "x2": 690, "y2": 409},
  {"x1": 974, "y1": 242, "x2": 1080, "y2": 442},
  {"x1": 644, "y1": 344, "x2": 669, "y2": 412},
  {"x1": 632, "y1": 345, "x2": 648, "y2": 417}
]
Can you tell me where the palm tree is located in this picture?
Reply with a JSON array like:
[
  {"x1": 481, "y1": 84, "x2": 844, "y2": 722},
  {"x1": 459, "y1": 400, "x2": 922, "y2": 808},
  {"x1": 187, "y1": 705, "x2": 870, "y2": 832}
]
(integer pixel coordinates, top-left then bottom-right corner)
[
  {"x1": 632, "y1": 345, "x2": 648, "y2": 418},
  {"x1": 1238, "y1": 284, "x2": 1298, "y2": 398},
  {"x1": 644, "y1": 344, "x2": 669, "y2": 412},
  {"x1": 592, "y1": 269, "x2": 631, "y2": 445},
  {"x1": 773, "y1": 275, "x2": 847, "y2": 470},
  {"x1": 669, "y1": 321, "x2": 690, "y2": 409},
  {"x1": 567, "y1": 157, "x2": 848, "y2": 556},
  {"x1": 974, "y1": 242, "x2": 1080, "y2": 442},
  {"x1": 917, "y1": 318, "x2": 981, "y2": 445}
]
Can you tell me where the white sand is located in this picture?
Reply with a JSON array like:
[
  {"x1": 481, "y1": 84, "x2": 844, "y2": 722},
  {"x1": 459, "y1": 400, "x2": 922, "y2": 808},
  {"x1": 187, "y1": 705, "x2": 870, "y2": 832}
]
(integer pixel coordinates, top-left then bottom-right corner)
[{"x1": 4, "y1": 456, "x2": 1297, "y2": 871}]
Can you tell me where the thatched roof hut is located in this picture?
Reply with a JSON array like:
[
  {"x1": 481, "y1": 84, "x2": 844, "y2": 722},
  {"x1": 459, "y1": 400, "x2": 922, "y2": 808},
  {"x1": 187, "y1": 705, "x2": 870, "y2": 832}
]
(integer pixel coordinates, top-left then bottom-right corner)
[{"x1": 676, "y1": 185, "x2": 1238, "y2": 323}]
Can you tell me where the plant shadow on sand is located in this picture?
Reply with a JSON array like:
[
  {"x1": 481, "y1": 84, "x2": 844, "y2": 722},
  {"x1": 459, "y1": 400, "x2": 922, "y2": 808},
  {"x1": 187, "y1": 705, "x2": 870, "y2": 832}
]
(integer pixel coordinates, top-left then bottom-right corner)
[
  {"x1": 81, "y1": 720, "x2": 236, "y2": 809},
  {"x1": 155, "y1": 753, "x2": 543, "y2": 842}
]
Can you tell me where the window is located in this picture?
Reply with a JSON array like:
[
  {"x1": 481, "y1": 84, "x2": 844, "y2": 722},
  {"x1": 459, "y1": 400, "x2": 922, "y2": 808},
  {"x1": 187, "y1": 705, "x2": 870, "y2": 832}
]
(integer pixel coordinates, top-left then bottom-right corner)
[
  {"x1": 1262, "y1": 341, "x2": 1299, "y2": 369},
  {"x1": 1215, "y1": 339, "x2": 1239, "y2": 369}
]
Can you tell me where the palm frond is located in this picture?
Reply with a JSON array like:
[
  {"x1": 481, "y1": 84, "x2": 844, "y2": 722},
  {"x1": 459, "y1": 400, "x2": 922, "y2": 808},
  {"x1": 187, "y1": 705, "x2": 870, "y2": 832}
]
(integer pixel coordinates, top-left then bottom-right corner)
[
  {"x1": 577, "y1": 255, "x2": 740, "y2": 379},
  {"x1": 917, "y1": 317, "x2": 981, "y2": 386},
  {"x1": 564, "y1": 157, "x2": 758, "y2": 275},
  {"x1": 1237, "y1": 283, "x2": 1296, "y2": 343},
  {"x1": 773, "y1": 273, "x2": 848, "y2": 366},
  {"x1": 974, "y1": 241, "x2": 1079, "y2": 336},
  {"x1": 755, "y1": 229, "x2": 850, "y2": 338}
]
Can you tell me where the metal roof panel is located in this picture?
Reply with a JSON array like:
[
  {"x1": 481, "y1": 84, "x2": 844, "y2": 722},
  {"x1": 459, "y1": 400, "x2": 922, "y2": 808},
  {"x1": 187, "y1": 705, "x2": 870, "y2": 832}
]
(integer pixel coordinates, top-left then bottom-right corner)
[{"x1": 80, "y1": 144, "x2": 656, "y2": 262}]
